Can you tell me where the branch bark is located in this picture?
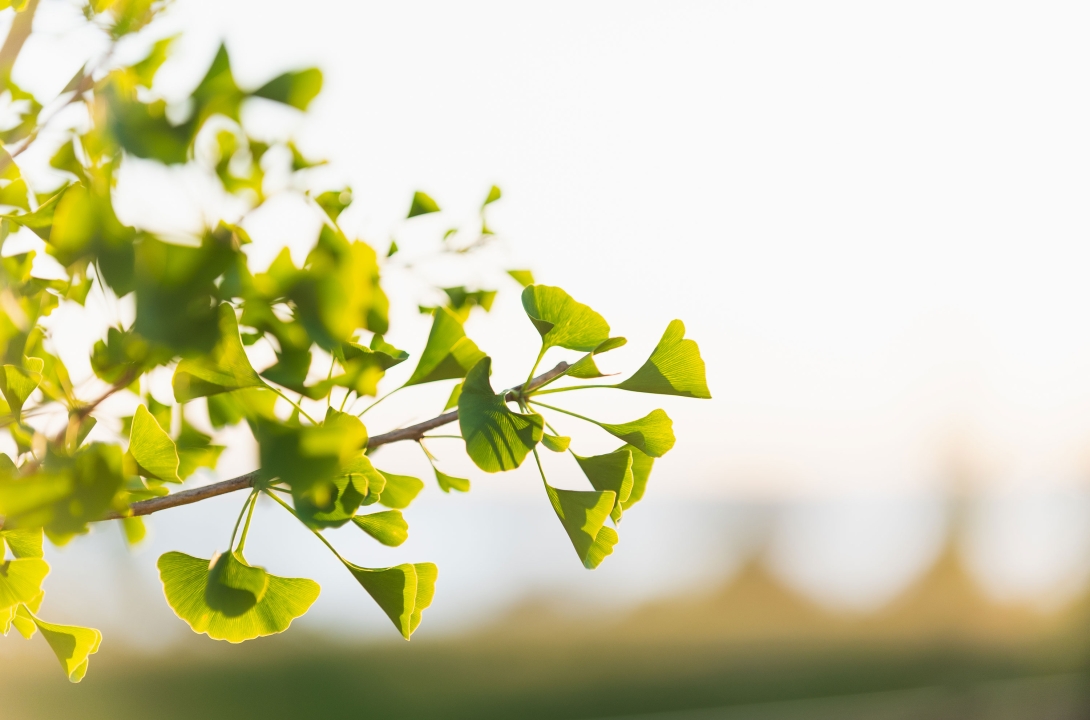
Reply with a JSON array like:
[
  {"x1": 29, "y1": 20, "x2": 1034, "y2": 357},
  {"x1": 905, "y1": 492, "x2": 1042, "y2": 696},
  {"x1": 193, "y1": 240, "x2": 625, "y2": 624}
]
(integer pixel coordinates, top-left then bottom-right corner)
[{"x1": 102, "y1": 360, "x2": 571, "y2": 520}]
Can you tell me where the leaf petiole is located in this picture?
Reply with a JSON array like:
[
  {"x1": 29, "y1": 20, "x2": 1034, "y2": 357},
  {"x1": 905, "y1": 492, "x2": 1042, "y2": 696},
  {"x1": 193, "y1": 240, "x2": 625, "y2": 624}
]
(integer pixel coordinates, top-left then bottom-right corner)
[
  {"x1": 228, "y1": 490, "x2": 258, "y2": 552},
  {"x1": 357, "y1": 384, "x2": 404, "y2": 417},
  {"x1": 268, "y1": 386, "x2": 319, "y2": 425},
  {"x1": 264, "y1": 489, "x2": 347, "y2": 563},
  {"x1": 235, "y1": 490, "x2": 259, "y2": 553},
  {"x1": 529, "y1": 384, "x2": 611, "y2": 396},
  {"x1": 527, "y1": 400, "x2": 599, "y2": 426}
]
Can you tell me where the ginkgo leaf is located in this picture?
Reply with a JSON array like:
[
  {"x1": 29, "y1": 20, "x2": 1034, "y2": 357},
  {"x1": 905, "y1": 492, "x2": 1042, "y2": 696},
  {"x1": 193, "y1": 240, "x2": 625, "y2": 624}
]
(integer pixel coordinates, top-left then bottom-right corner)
[
  {"x1": 565, "y1": 337, "x2": 627, "y2": 379},
  {"x1": 404, "y1": 307, "x2": 486, "y2": 386},
  {"x1": 351, "y1": 510, "x2": 408, "y2": 546},
  {"x1": 11, "y1": 602, "x2": 39, "y2": 639},
  {"x1": 521, "y1": 285, "x2": 610, "y2": 352},
  {"x1": 127, "y1": 404, "x2": 181, "y2": 483},
  {"x1": 544, "y1": 483, "x2": 618, "y2": 569},
  {"x1": 173, "y1": 304, "x2": 265, "y2": 402},
  {"x1": 598, "y1": 409, "x2": 675, "y2": 458},
  {"x1": 458, "y1": 358, "x2": 544, "y2": 472},
  {"x1": 0, "y1": 557, "x2": 49, "y2": 611},
  {"x1": 28, "y1": 612, "x2": 101, "y2": 683},
  {"x1": 0, "y1": 358, "x2": 43, "y2": 416},
  {"x1": 482, "y1": 185, "x2": 502, "y2": 208},
  {"x1": 122, "y1": 516, "x2": 146, "y2": 545},
  {"x1": 618, "y1": 444, "x2": 655, "y2": 512},
  {"x1": 443, "y1": 382, "x2": 462, "y2": 411},
  {"x1": 295, "y1": 454, "x2": 383, "y2": 528},
  {"x1": 252, "y1": 68, "x2": 323, "y2": 111},
  {"x1": 176, "y1": 415, "x2": 225, "y2": 480},
  {"x1": 254, "y1": 409, "x2": 368, "y2": 497},
  {"x1": 375, "y1": 471, "x2": 424, "y2": 509},
  {"x1": 616, "y1": 320, "x2": 711, "y2": 399},
  {"x1": 542, "y1": 433, "x2": 570, "y2": 452},
  {"x1": 334, "y1": 335, "x2": 409, "y2": 397},
  {"x1": 574, "y1": 448, "x2": 633, "y2": 522},
  {"x1": 433, "y1": 467, "x2": 470, "y2": 493},
  {"x1": 407, "y1": 191, "x2": 440, "y2": 218},
  {"x1": 158, "y1": 550, "x2": 319, "y2": 643},
  {"x1": 506, "y1": 269, "x2": 534, "y2": 287},
  {"x1": 1, "y1": 527, "x2": 43, "y2": 558},
  {"x1": 344, "y1": 561, "x2": 437, "y2": 639}
]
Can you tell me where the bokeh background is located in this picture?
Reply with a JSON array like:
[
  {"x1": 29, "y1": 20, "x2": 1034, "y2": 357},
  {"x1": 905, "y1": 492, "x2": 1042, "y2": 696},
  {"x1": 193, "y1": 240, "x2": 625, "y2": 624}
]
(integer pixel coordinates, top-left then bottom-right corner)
[{"x1": 4, "y1": 1, "x2": 1090, "y2": 717}]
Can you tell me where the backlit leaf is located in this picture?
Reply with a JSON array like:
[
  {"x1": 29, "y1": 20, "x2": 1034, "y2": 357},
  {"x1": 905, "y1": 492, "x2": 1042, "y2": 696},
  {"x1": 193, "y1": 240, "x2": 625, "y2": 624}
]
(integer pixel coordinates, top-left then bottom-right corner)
[
  {"x1": 521, "y1": 285, "x2": 610, "y2": 352},
  {"x1": 351, "y1": 510, "x2": 408, "y2": 546},
  {"x1": 0, "y1": 557, "x2": 49, "y2": 610},
  {"x1": 433, "y1": 466, "x2": 470, "y2": 493},
  {"x1": 252, "y1": 68, "x2": 323, "y2": 111},
  {"x1": 598, "y1": 409, "x2": 675, "y2": 458},
  {"x1": 482, "y1": 185, "x2": 501, "y2": 207},
  {"x1": 619, "y1": 443, "x2": 655, "y2": 512},
  {"x1": 344, "y1": 561, "x2": 437, "y2": 639},
  {"x1": 544, "y1": 483, "x2": 618, "y2": 569},
  {"x1": 28, "y1": 612, "x2": 101, "y2": 683},
  {"x1": 458, "y1": 358, "x2": 544, "y2": 472},
  {"x1": 406, "y1": 191, "x2": 440, "y2": 218},
  {"x1": 565, "y1": 337, "x2": 627, "y2": 379},
  {"x1": 404, "y1": 307, "x2": 486, "y2": 387},
  {"x1": 542, "y1": 433, "x2": 570, "y2": 452},
  {"x1": 574, "y1": 447, "x2": 633, "y2": 522},
  {"x1": 616, "y1": 320, "x2": 711, "y2": 399},
  {"x1": 506, "y1": 269, "x2": 534, "y2": 287},
  {"x1": 0, "y1": 357, "x2": 43, "y2": 416},
  {"x1": 173, "y1": 304, "x2": 265, "y2": 402},
  {"x1": 127, "y1": 404, "x2": 181, "y2": 483},
  {"x1": 375, "y1": 470, "x2": 424, "y2": 509},
  {"x1": 1, "y1": 527, "x2": 43, "y2": 558},
  {"x1": 158, "y1": 550, "x2": 319, "y2": 643}
]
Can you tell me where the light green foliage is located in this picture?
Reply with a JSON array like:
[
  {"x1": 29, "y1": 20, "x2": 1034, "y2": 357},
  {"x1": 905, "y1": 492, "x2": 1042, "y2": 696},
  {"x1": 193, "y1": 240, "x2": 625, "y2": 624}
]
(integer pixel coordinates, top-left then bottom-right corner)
[
  {"x1": 459, "y1": 358, "x2": 544, "y2": 472},
  {"x1": 127, "y1": 405, "x2": 181, "y2": 483},
  {"x1": 158, "y1": 551, "x2": 319, "y2": 643},
  {"x1": 352, "y1": 510, "x2": 409, "y2": 546},
  {"x1": 0, "y1": 0, "x2": 709, "y2": 682},
  {"x1": 617, "y1": 320, "x2": 712, "y2": 399},
  {"x1": 404, "y1": 307, "x2": 486, "y2": 386},
  {"x1": 521, "y1": 285, "x2": 611, "y2": 352},
  {"x1": 345, "y1": 561, "x2": 437, "y2": 639}
]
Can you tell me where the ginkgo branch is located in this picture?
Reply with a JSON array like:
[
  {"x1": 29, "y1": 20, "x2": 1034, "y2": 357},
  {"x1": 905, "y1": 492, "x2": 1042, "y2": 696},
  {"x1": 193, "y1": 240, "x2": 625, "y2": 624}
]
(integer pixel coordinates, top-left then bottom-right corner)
[{"x1": 100, "y1": 360, "x2": 572, "y2": 521}]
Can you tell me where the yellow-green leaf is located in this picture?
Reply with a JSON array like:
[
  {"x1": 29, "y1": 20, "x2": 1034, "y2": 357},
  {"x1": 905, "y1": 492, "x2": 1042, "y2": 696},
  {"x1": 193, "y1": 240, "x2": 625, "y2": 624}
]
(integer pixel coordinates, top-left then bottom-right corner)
[
  {"x1": 375, "y1": 471, "x2": 424, "y2": 509},
  {"x1": 521, "y1": 285, "x2": 610, "y2": 352},
  {"x1": 565, "y1": 337, "x2": 627, "y2": 379},
  {"x1": 127, "y1": 404, "x2": 181, "y2": 483},
  {"x1": 344, "y1": 561, "x2": 437, "y2": 639},
  {"x1": 28, "y1": 612, "x2": 101, "y2": 683},
  {"x1": 506, "y1": 269, "x2": 534, "y2": 287},
  {"x1": 406, "y1": 191, "x2": 440, "y2": 218},
  {"x1": 173, "y1": 304, "x2": 265, "y2": 402},
  {"x1": 458, "y1": 358, "x2": 544, "y2": 472},
  {"x1": 351, "y1": 510, "x2": 408, "y2": 547},
  {"x1": 1, "y1": 527, "x2": 43, "y2": 558},
  {"x1": 544, "y1": 483, "x2": 618, "y2": 569},
  {"x1": 616, "y1": 320, "x2": 711, "y2": 399},
  {"x1": 573, "y1": 447, "x2": 633, "y2": 522},
  {"x1": 432, "y1": 466, "x2": 470, "y2": 493},
  {"x1": 158, "y1": 551, "x2": 319, "y2": 643},
  {"x1": 404, "y1": 307, "x2": 486, "y2": 387},
  {"x1": 0, "y1": 557, "x2": 49, "y2": 610},
  {"x1": 598, "y1": 409, "x2": 675, "y2": 458},
  {"x1": 542, "y1": 433, "x2": 570, "y2": 452}
]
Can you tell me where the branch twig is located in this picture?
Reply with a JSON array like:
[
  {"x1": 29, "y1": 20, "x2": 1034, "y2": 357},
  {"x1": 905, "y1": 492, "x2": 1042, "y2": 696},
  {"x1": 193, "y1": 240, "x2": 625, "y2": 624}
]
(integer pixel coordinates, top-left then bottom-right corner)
[{"x1": 101, "y1": 360, "x2": 571, "y2": 521}]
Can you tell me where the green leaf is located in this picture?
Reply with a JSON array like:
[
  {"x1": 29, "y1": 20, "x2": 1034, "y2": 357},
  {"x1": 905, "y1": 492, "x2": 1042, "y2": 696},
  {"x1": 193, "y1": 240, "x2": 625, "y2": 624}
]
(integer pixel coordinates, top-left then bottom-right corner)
[
  {"x1": 443, "y1": 381, "x2": 462, "y2": 411},
  {"x1": 127, "y1": 404, "x2": 181, "y2": 483},
  {"x1": 1, "y1": 527, "x2": 43, "y2": 558},
  {"x1": 404, "y1": 307, "x2": 486, "y2": 386},
  {"x1": 541, "y1": 433, "x2": 570, "y2": 452},
  {"x1": 407, "y1": 191, "x2": 440, "y2": 218},
  {"x1": 344, "y1": 561, "x2": 437, "y2": 639},
  {"x1": 121, "y1": 516, "x2": 146, "y2": 545},
  {"x1": 506, "y1": 269, "x2": 534, "y2": 288},
  {"x1": 173, "y1": 304, "x2": 265, "y2": 402},
  {"x1": 158, "y1": 550, "x2": 319, "y2": 643},
  {"x1": 351, "y1": 510, "x2": 408, "y2": 547},
  {"x1": 294, "y1": 453, "x2": 384, "y2": 529},
  {"x1": 0, "y1": 358, "x2": 43, "y2": 416},
  {"x1": 375, "y1": 470, "x2": 424, "y2": 510},
  {"x1": 521, "y1": 285, "x2": 610, "y2": 352},
  {"x1": 482, "y1": 185, "x2": 502, "y2": 208},
  {"x1": 252, "y1": 68, "x2": 323, "y2": 111},
  {"x1": 619, "y1": 444, "x2": 655, "y2": 512},
  {"x1": 28, "y1": 612, "x2": 101, "y2": 683},
  {"x1": 254, "y1": 409, "x2": 368, "y2": 498},
  {"x1": 598, "y1": 409, "x2": 675, "y2": 458},
  {"x1": 175, "y1": 414, "x2": 225, "y2": 480},
  {"x1": 458, "y1": 358, "x2": 544, "y2": 472},
  {"x1": 544, "y1": 483, "x2": 618, "y2": 569},
  {"x1": 333, "y1": 335, "x2": 409, "y2": 397},
  {"x1": 573, "y1": 448, "x2": 633, "y2": 522},
  {"x1": 314, "y1": 188, "x2": 352, "y2": 221},
  {"x1": 565, "y1": 337, "x2": 627, "y2": 379},
  {"x1": 432, "y1": 466, "x2": 470, "y2": 493},
  {"x1": 0, "y1": 557, "x2": 49, "y2": 610},
  {"x1": 615, "y1": 320, "x2": 711, "y2": 399}
]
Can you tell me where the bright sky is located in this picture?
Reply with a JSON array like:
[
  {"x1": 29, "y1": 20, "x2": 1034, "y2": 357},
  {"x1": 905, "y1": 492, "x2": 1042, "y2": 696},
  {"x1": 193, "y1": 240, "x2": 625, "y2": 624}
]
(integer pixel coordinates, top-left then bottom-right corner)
[{"x1": 5, "y1": 1, "x2": 1090, "y2": 640}]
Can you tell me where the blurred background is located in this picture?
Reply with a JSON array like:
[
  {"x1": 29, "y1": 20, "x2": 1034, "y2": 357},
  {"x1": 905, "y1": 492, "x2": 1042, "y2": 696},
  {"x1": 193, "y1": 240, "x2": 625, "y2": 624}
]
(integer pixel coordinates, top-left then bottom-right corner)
[{"x1": 4, "y1": 1, "x2": 1090, "y2": 717}]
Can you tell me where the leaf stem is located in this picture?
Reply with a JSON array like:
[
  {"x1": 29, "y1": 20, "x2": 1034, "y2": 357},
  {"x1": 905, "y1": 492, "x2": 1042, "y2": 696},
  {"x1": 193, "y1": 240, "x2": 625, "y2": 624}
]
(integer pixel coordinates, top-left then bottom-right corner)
[
  {"x1": 525, "y1": 347, "x2": 546, "y2": 388},
  {"x1": 357, "y1": 384, "x2": 404, "y2": 417},
  {"x1": 326, "y1": 356, "x2": 336, "y2": 409},
  {"x1": 228, "y1": 491, "x2": 257, "y2": 552},
  {"x1": 268, "y1": 386, "x2": 319, "y2": 424},
  {"x1": 527, "y1": 400, "x2": 600, "y2": 427},
  {"x1": 530, "y1": 384, "x2": 613, "y2": 396},
  {"x1": 235, "y1": 490, "x2": 259, "y2": 553},
  {"x1": 264, "y1": 489, "x2": 347, "y2": 563}
]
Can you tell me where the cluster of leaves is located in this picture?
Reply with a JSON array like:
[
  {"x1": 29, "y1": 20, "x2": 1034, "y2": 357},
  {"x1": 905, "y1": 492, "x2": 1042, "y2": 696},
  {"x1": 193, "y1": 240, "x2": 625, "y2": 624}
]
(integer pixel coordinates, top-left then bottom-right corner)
[{"x1": 0, "y1": 0, "x2": 709, "y2": 683}]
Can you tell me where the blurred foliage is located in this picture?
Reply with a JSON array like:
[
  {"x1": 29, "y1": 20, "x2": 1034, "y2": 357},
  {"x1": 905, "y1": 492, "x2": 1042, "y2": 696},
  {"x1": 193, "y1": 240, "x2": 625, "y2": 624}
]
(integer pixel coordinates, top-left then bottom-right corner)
[{"x1": 0, "y1": 0, "x2": 710, "y2": 684}]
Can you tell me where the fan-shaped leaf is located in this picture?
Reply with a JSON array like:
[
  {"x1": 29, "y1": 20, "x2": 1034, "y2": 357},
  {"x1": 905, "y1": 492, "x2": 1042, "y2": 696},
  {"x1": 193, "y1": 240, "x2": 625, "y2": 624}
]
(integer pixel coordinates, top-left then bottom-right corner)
[
  {"x1": 375, "y1": 470, "x2": 424, "y2": 509},
  {"x1": 333, "y1": 335, "x2": 409, "y2": 397},
  {"x1": 574, "y1": 448, "x2": 633, "y2": 522},
  {"x1": 542, "y1": 433, "x2": 570, "y2": 452},
  {"x1": 295, "y1": 453, "x2": 383, "y2": 528},
  {"x1": 618, "y1": 444, "x2": 655, "y2": 512},
  {"x1": 616, "y1": 320, "x2": 711, "y2": 399},
  {"x1": 482, "y1": 185, "x2": 502, "y2": 207},
  {"x1": 521, "y1": 285, "x2": 610, "y2": 352},
  {"x1": 404, "y1": 307, "x2": 485, "y2": 386},
  {"x1": 28, "y1": 612, "x2": 101, "y2": 683},
  {"x1": 344, "y1": 561, "x2": 437, "y2": 639},
  {"x1": 565, "y1": 337, "x2": 627, "y2": 379},
  {"x1": 433, "y1": 467, "x2": 470, "y2": 493},
  {"x1": 407, "y1": 191, "x2": 440, "y2": 218},
  {"x1": 0, "y1": 358, "x2": 43, "y2": 416},
  {"x1": 506, "y1": 269, "x2": 534, "y2": 287},
  {"x1": 176, "y1": 415, "x2": 224, "y2": 480},
  {"x1": 127, "y1": 404, "x2": 181, "y2": 483},
  {"x1": 158, "y1": 551, "x2": 319, "y2": 643},
  {"x1": 1, "y1": 527, "x2": 43, "y2": 558},
  {"x1": 0, "y1": 557, "x2": 49, "y2": 610},
  {"x1": 252, "y1": 68, "x2": 323, "y2": 111},
  {"x1": 173, "y1": 304, "x2": 265, "y2": 402},
  {"x1": 443, "y1": 382, "x2": 462, "y2": 411},
  {"x1": 351, "y1": 510, "x2": 408, "y2": 546},
  {"x1": 598, "y1": 409, "x2": 675, "y2": 458},
  {"x1": 544, "y1": 483, "x2": 618, "y2": 569},
  {"x1": 458, "y1": 358, "x2": 544, "y2": 472}
]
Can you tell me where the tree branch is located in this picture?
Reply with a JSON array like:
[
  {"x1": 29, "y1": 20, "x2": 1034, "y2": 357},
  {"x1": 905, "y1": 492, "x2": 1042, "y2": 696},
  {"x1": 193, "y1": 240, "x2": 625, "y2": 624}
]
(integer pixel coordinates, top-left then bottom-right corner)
[
  {"x1": 101, "y1": 360, "x2": 571, "y2": 520},
  {"x1": 0, "y1": 0, "x2": 39, "y2": 85}
]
